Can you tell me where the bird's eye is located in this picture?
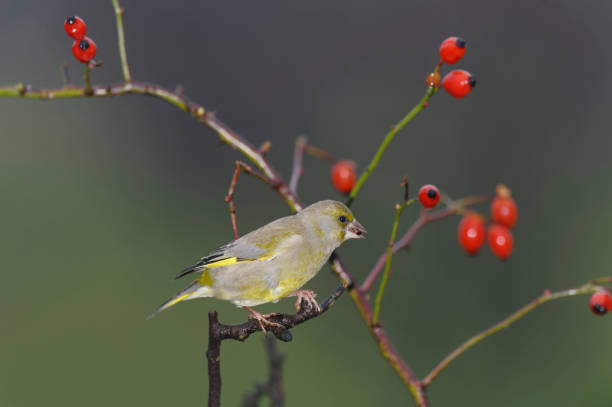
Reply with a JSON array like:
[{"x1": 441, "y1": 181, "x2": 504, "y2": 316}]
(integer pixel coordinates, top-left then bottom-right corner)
[{"x1": 338, "y1": 215, "x2": 347, "y2": 223}]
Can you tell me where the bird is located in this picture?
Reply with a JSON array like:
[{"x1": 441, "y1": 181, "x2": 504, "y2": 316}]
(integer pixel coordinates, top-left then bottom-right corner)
[{"x1": 147, "y1": 200, "x2": 366, "y2": 329}]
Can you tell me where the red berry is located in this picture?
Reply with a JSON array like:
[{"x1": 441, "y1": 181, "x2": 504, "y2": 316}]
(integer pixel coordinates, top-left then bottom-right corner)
[
  {"x1": 331, "y1": 160, "x2": 356, "y2": 194},
  {"x1": 487, "y1": 224, "x2": 514, "y2": 260},
  {"x1": 491, "y1": 196, "x2": 518, "y2": 228},
  {"x1": 418, "y1": 184, "x2": 440, "y2": 208},
  {"x1": 72, "y1": 37, "x2": 97, "y2": 63},
  {"x1": 589, "y1": 291, "x2": 612, "y2": 316},
  {"x1": 439, "y1": 37, "x2": 466, "y2": 64},
  {"x1": 442, "y1": 70, "x2": 476, "y2": 98},
  {"x1": 457, "y1": 214, "x2": 485, "y2": 255},
  {"x1": 64, "y1": 16, "x2": 87, "y2": 40}
]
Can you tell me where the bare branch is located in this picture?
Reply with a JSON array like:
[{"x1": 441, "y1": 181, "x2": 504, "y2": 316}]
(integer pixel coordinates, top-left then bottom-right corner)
[
  {"x1": 329, "y1": 254, "x2": 429, "y2": 407},
  {"x1": 224, "y1": 161, "x2": 268, "y2": 239},
  {"x1": 422, "y1": 276, "x2": 612, "y2": 387},
  {"x1": 303, "y1": 143, "x2": 337, "y2": 163},
  {"x1": 289, "y1": 136, "x2": 307, "y2": 194},
  {"x1": 60, "y1": 64, "x2": 71, "y2": 87},
  {"x1": 206, "y1": 284, "x2": 345, "y2": 405},
  {"x1": 361, "y1": 195, "x2": 490, "y2": 292},
  {"x1": 111, "y1": 0, "x2": 132, "y2": 82}
]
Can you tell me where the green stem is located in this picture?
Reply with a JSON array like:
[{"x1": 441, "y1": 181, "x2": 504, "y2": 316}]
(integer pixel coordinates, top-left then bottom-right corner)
[
  {"x1": 422, "y1": 277, "x2": 612, "y2": 386},
  {"x1": 346, "y1": 86, "x2": 437, "y2": 207},
  {"x1": 372, "y1": 200, "x2": 413, "y2": 324},
  {"x1": 111, "y1": 0, "x2": 131, "y2": 82},
  {"x1": 83, "y1": 65, "x2": 92, "y2": 95}
]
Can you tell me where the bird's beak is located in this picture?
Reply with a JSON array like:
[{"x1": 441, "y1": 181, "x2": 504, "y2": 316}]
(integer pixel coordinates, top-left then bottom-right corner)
[{"x1": 345, "y1": 219, "x2": 367, "y2": 239}]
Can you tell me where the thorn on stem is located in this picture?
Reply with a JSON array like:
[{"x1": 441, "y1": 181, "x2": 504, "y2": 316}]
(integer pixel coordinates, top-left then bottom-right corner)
[{"x1": 260, "y1": 141, "x2": 272, "y2": 154}]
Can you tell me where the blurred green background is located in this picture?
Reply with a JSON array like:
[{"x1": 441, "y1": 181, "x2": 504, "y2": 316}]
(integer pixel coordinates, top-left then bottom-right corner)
[{"x1": 1, "y1": 0, "x2": 611, "y2": 406}]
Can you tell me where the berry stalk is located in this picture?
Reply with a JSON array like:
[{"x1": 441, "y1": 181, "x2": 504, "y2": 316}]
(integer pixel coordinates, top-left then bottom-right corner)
[
  {"x1": 346, "y1": 86, "x2": 437, "y2": 207},
  {"x1": 372, "y1": 186, "x2": 416, "y2": 325}
]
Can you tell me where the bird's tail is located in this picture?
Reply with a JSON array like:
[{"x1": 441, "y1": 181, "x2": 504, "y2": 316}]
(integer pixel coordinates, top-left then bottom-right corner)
[{"x1": 146, "y1": 280, "x2": 211, "y2": 320}]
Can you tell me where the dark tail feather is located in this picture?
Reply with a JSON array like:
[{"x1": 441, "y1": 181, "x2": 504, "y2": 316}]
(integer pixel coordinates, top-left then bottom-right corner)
[{"x1": 174, "y1": 261, "x2": 204, "y2": 280}]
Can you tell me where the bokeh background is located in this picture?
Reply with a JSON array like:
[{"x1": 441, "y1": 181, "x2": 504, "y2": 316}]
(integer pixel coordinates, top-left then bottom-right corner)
[{"x1": 1, "y1": 0, "x2": 611, "y2": 406}]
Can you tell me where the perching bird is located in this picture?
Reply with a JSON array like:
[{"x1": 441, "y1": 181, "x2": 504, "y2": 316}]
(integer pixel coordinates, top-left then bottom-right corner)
[{"x1": 147, "y1": 200, "x2": 366, "y2": 328}]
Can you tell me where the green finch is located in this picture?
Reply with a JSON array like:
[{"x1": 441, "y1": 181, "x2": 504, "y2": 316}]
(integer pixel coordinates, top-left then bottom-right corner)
[{"x1": 148, "y1": 200, "x2": 366, "y2": 327}]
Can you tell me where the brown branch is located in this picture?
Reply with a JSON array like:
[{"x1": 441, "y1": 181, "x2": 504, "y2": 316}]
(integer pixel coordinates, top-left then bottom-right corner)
[
  {"x1": 224, "y1": 161, "x2": 268, "y2": 239},
  {"x1": 329, "y1": 254, "x2": 429, "y2": 407},
  {"x1": 303, "y1": 143, "x2": 337, "y2": 163},
  {"x1": 206, "y1": 284, "x2": 345, "y2": 406},
  {"x1": 289, "y1": 136, "x2": 307, "y2": 193},
  {"x1": 207, "y1": 311, "x2": 223, "y2": 407},
  {"x1": 422, "y1": 276, "x2": 612, "y2": 387},
  {"x1": 361, "y1": 195, "x2": 490, "y2": 292},
  {"x1": 242, "y1": 336, "x2": 285, "y2": 407}
]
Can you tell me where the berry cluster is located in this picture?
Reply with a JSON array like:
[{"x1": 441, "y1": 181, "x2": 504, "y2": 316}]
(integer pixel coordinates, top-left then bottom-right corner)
[
  {"x1": 64, "y1": 16, "x2": 97, "y2": 63},
  {"x1": 426, "y1": 36, "x2": 476, "y2": 98},
  {"x1": 590, "y1": 291, "x2": 612, "y2": 316},
  {"x1": 458, "y1": 184, "x2": 518, "y2": 260}
]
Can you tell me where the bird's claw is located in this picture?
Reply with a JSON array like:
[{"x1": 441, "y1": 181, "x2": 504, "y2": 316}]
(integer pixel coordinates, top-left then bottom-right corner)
[
  {"x1": 290, "y1": 290, "x2": 320, "y2": 313},
  {"x1": 244, "y1": 307, "x2": 283, "y2": 333}
]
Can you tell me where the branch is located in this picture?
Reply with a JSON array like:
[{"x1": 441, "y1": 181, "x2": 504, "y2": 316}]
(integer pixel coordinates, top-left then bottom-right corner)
[
  {"x1": 0, "y1": 81, "x2": 305, "y2": 209},
  {"x1": 372, "y1": 181, "x2": 416, "y2": 324},
  {"x1": 329, "y1": 254, "x2": 429, "y2": 407},
  {"x1": 111, "y1": 0, "x2": 131, "y2": 82},
  {"x1": 224, "y1": 161, "x2": 268, "y2": 240},
  {"x1": 362, "y1": 195, "x2": 490, "y2": 292},
  {"x1": 206, "y1": 284, "x2": 344, "y2": 406},
  {"x1": 207, "y1": 312, "x2": 223, "y2": 407},
  {"x1": 422, "y1": 276, "x2": 612, "y2": 387},
  {"x1": 346, "y1": 86, "x2": 438, "y2": 207},
  {"x1": 242, "y1": 336, "x2": 285, "y2": 407},
  {"x1": 303, "y1": 143, "x2": 337, "y2": 163},
  {"x1": 289, "y1": 136, "x2": 307, "y2": 194}
]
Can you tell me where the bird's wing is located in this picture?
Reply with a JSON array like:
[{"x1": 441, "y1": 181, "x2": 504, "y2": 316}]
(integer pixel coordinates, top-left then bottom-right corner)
[{"x1": 174, "y1": 215, "x2": 303, "y2": 280}]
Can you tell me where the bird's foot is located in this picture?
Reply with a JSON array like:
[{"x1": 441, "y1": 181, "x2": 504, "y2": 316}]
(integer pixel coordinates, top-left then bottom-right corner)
[
  {"x1": 289, "y1": 290, "x2": 320, "y2": 313},
  {"x1": 244, "y1": 306, "x2": 282, "y2": 333}
]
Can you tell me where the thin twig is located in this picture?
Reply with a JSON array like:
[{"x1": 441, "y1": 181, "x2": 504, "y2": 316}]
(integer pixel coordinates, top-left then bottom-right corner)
[
  {"x1": 224, "y1": 161, "x2": 268, "y2": 239},
  {"x1": 289, "y1": 136, "x2": 307, "y2": 194},
  {"x1": 303, "y1": 144, "x2": 337, "y2": 163},
  {"x1": 372, "y1": 182, "x2": 415, "y2": 324},
  {"x1": 361, "y1": 195, "x2": 490, "y2": 292},
  {"x1": 422, "y1": 276, "x2": 612, "y2": 387},
  {"x1": 60, "y1": 64, "x2": 71, "y2": 87},
  {"x1": 346, "y1": 86, "x2": 438, "y2": 207},
  {"x1": 111, "y1": 0, "x2": 131, "y2": 82}
]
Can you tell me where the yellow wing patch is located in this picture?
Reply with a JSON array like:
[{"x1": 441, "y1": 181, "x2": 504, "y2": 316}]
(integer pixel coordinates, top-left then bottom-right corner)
[{"x1": 205, "y1": 255, "x2": 273, "y2": 268}]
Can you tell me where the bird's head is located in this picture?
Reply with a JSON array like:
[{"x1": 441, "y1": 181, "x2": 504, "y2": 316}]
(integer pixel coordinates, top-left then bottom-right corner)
[{"x1": 298, "y1": 200, "x2": 367, "y2": 248}]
